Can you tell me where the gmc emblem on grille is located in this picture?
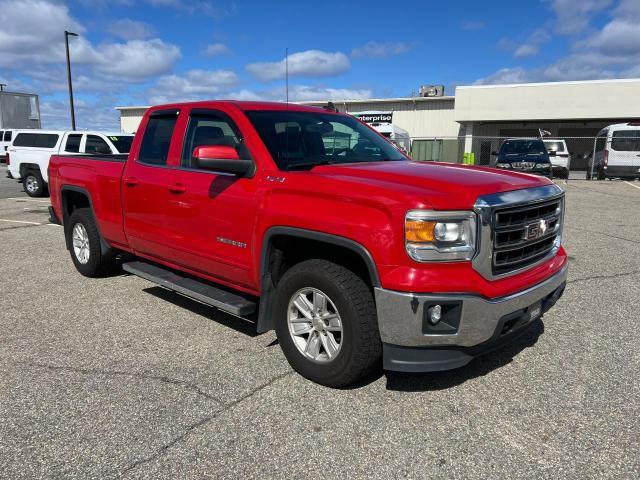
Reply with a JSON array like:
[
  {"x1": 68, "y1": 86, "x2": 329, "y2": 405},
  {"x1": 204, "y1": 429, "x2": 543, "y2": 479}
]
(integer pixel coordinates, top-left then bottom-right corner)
[{"x1": 524, "y1": 219, "x2": 549, "y2": 240}]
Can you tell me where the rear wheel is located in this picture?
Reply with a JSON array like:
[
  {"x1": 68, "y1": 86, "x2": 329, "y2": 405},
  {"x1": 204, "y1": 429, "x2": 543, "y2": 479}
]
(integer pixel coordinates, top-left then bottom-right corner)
[
  {"x1": 65, "y1": 208, "x2": 119, "y2": 277},
  {"x1": 273, "y1": 259, "x2": 381, "y2": 387},
  {"x1": 23, "y1": 170, "x2": 47, "y2": 197}
]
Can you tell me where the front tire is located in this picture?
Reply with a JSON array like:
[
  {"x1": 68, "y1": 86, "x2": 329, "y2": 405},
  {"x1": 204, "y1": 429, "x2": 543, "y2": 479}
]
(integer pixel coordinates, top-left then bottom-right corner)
[
  {"x1": 65, "y1": 208, "x2": 118, "y2": 277},
  {"x1": 273, "y1": 259, "x2": 381, "y2": 387},
  {"x1": 23, "y1": 171, "x2": 47, "y2": 197}
]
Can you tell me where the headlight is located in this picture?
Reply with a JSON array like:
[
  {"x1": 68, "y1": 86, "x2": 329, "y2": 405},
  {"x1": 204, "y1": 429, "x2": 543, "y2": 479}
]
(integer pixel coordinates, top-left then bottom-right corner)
[{"x1": 405, "y1": 210, "x2": 477, "y2": 262}]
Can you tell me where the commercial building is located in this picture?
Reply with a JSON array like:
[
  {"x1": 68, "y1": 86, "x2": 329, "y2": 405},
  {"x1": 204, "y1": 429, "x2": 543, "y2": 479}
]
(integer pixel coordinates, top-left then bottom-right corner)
[
  {"x1": 0, "y1": 91, "x2": 41, "y2": 129},
  {"x1": 116, "y1": 78, "x2": 640, "y2": 167}
]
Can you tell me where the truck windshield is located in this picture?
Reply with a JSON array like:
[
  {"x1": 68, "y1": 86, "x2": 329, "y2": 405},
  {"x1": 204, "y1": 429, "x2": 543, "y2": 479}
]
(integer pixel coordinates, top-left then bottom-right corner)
[
  {"x1": 108, "y1": 135, "x2": 134, "y2": 154},
  {"x1": 245, "y1": 110, "x2": 405, "y2": 170}
]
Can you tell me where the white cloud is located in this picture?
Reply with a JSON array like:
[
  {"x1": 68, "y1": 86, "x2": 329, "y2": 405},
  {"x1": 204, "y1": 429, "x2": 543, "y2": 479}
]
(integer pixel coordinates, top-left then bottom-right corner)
[
  {"x1": 544, "y1": 0, "x2": 613, "y2": 34},
  {"x1": 498, "y1": 29, "x2": 551, "y2": 58},
  {"x1": 478, "y1": 0, "x2": 640, "y2": 84},
  {"x1": 106, "y1": 19, "x2": 155, "y2": 40},
  {"x1": 148, "y1": 69, "x2": 239, "y2": 103},
  {"x1": 0, "y1": 0, "x2": 181, "y2": 82},
  {"x1": 203, "y1": 42, "x2": 231, "y2": 57},
  {"x1": 146, "y1": 0, "x2": 235, "y2": 18},
  {"x1": 351, "y1": 41, "x2": 412, "y2": 58},
  {"x1": 246, "y1": 50, "x2": 350, "y2": 82}
]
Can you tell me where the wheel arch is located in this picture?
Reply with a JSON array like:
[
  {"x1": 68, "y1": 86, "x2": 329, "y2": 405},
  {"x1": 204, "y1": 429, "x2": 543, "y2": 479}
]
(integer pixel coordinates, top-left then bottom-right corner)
[
  {"x1": 256, "y1": 227, "x2": 380, "y2": 334},
  {"x1": 60, "y1": 185, "x2": 111, "y2": 255}
]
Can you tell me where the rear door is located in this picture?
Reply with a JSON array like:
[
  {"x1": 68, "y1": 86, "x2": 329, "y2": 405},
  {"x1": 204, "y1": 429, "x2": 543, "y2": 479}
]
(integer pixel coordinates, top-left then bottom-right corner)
[
  {"x1": 164, "y1": 107, "x2": 260, "y2": 289},
  {"x1": 609, "y1": 128, "x2": 639, "y2": 174},
  {"x1": 122, "y1": 109, "x2": 181, "y2": 259}
]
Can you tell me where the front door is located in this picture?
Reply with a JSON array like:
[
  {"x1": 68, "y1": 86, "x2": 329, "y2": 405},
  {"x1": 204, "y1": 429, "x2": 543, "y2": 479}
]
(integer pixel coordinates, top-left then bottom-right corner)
[
  {"x1": 122, "y1": 109, "x2": 181, "y2": 259},
  {"x1": 165, "y1": 107, "x2": 260, "y2": 290}
]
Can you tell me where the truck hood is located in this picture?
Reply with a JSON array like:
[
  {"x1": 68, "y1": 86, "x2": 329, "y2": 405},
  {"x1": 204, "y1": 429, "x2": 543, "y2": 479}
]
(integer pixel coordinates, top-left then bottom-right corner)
[{"x1": 311, "y1": 160, "x2": 553, "y2": 210}]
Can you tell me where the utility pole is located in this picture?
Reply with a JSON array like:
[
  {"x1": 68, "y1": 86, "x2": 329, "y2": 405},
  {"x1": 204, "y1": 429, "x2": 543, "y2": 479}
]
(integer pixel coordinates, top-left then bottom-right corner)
[
  {"x1": 0, "y1": 84, "x2": 6, "y2": 92},
  {"x1": 65, "y1": 30, "x2": 79, "y2": 130}
]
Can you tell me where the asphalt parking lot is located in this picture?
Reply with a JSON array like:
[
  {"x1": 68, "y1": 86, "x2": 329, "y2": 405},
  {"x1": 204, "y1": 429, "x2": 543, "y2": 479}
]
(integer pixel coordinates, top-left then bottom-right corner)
[{"x1": 1, "y1": 166, "x2": 639, "y2": 479}]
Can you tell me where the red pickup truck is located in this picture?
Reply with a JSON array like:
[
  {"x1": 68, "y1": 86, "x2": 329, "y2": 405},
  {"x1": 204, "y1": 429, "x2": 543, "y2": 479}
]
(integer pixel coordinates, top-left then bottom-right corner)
[{"x1": 48, "y1": 101, "x2": 567, "y2": 387}]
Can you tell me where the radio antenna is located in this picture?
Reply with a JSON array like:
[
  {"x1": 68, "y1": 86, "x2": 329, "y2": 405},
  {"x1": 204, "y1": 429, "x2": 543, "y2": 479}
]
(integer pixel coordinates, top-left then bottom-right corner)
[{"x1": 285, "y1": 47, "x2": 289, "y2": 106}]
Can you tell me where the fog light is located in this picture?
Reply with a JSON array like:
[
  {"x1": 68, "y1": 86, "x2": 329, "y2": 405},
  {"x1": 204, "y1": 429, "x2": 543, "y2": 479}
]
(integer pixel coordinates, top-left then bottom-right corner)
[{"x1": 428, "y1": 305, "x2": 442, "y2": 325}]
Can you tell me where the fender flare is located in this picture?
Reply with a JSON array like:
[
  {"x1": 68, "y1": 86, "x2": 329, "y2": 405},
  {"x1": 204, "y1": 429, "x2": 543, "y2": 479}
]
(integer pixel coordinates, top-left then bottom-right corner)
[
  {"x1": 60, "y1": 185, "x2": 111, "y2": 255},
  {"x1": 256, "y1": 226, "x2": 380, "y2": 333}
]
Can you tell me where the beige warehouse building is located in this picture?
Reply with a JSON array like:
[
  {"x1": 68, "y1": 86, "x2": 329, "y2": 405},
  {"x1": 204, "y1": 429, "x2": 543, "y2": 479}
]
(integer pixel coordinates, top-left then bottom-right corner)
[{"x1": 117, "y1": 78, "x2": 640, "y2": 166}]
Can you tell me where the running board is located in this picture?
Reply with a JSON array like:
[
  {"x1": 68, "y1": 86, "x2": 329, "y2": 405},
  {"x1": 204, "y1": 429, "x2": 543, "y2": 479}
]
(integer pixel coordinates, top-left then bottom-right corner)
[{"x1": 123, "y1": 261, "x2": 256, "y2": 316}]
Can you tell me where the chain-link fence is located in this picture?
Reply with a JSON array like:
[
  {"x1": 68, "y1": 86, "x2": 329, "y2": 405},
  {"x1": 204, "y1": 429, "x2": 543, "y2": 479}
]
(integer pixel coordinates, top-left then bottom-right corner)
[{"x1": 403, "y1": 134, "x2": 640, "y2": 180}]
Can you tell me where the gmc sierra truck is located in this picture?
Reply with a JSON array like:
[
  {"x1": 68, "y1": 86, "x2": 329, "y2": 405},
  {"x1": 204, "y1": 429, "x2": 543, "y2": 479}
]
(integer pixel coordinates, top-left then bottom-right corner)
[{"x1": 48, "y1": 101, "x2": 567, "y2": 387}]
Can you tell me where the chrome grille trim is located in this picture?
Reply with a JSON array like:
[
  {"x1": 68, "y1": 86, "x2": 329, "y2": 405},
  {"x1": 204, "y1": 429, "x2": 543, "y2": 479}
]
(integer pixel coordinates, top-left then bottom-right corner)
[{"x1": 473, "y1": 184, "x2": 565, "y2": 280}]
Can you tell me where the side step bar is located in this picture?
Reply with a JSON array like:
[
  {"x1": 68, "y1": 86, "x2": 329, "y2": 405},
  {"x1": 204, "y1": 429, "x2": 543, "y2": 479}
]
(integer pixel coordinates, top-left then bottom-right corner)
[{"x1": 123, "y1": 261, "x2": 256, "y2": 317}]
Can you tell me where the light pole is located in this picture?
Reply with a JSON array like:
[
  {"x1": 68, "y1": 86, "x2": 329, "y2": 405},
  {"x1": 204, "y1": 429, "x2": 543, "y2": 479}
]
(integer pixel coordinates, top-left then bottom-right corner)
[
  {"x1": 64, "y1": 30, "x2": 78, "y2": 130},
  {"x1": 0, "y1": 84, "x2": 6, "y2": 92}
]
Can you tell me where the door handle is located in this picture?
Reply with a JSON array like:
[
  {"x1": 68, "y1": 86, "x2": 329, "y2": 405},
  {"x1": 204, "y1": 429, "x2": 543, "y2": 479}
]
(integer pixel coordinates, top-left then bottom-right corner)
[
  {"x1": 168, "y1": 183, "x2": 186, "y2": 194},
  {"x1": 124, "y1": 177, "x2": 139, "y2": 187}
]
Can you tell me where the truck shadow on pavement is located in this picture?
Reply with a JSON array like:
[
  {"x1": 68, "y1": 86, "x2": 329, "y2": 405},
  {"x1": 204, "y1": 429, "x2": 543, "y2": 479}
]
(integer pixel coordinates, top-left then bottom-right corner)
[
  {"x1": 382, "y1": 320, "x2": 544, "y2": 392},
  {"x1": 139, "y1": 283, "x2": 544, "y2": 391}
]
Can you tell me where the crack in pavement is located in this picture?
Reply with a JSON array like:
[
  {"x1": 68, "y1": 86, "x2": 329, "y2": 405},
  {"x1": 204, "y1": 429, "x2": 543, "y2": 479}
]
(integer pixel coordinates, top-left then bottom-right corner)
[
  {"x1": 564, "y1": 226, "x2": 640, "y2": 245},
  {"x1": 567, "y1": 270, "x2": 640, "y2": 285},
  {"x1": 17, "y1": 362, "x2": 223, "y2": 404},
  {"x1": 117, "y1": 370, "x2": 293, "y2": 478}
]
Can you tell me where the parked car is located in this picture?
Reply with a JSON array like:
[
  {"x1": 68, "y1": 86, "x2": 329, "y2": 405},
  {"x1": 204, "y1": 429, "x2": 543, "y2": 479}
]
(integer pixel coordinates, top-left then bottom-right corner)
[
  {"x1": 0, "y1": 129, "x2": 17, "y2": 161},
  {"x1": 543, "y1": 139, "x2": 571, "y2": 179},
  {"x1": 592, "y1": 123, "x2": 640, "y2": 179},
  {"x1": 491, "y1": 139, "x2": 554, "y2": 178},
  {"x1": 48, "y1": 101, "x2": 568, "y2": 387},
  {"x1": 6, "y1": 130, "x2": 134, "y2": 197}
]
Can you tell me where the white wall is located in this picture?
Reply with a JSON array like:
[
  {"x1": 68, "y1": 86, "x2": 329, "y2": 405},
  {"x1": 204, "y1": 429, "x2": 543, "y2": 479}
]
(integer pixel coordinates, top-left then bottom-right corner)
[
  {"x1": 455, "y1": 79, "x2": 640, "y2": 122},
  {"x1": 118, "y1": 108, "x2": 148, "y2": 133}
]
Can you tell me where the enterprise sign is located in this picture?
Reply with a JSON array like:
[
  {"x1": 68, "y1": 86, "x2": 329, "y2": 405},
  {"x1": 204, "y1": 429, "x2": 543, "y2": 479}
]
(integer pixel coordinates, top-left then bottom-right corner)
[{"x1": 352, "y1": 111, "x2": 393, "y2": 124}]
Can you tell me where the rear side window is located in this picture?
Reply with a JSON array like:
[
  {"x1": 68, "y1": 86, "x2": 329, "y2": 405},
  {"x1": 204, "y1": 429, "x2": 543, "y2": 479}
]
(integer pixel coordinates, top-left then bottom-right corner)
[
  {"x1": 65, "y1": 134, "x2": 82, "y2": 153},
  {"x1": 4, "y1": 131, "x2": 12, "y2": 142},
  {"x1": 611, "y1": 130, "x2": 640, "y2": 152},
  {"x1": 85, "y1": 135, "x2": 112, "y2": 154},
  {"x1": 13, "y1": 133, "x2": 59, "y2": 148},
  {"x1": 138, "y1": 113, "x2": 178, "y2": 165}
]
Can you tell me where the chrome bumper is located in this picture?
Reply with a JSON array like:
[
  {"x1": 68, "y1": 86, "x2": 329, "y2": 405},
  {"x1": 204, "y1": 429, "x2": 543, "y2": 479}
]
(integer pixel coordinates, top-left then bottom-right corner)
[{"x1": 375, "y1": 264, "x2": 568, "y2": 348}]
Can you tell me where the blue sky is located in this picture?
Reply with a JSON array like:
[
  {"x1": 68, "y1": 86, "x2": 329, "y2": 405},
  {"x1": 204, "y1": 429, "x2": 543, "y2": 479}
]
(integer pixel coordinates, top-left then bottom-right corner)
[{"x1": 1, "y1": 0, "x2": 638, "y2": 130}]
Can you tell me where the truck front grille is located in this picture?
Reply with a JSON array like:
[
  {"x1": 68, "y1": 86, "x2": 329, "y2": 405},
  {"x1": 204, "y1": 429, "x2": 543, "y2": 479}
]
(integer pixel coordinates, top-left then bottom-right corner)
[{"x1": 491, "y1": 199, "x2": 562, "y2": 276}]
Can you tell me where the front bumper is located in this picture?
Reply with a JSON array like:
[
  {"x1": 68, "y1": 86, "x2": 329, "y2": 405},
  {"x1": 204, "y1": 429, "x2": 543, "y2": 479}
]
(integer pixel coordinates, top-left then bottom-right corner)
[{"x1": 376, "y1": 264, "x2": 568, "y2": 372}]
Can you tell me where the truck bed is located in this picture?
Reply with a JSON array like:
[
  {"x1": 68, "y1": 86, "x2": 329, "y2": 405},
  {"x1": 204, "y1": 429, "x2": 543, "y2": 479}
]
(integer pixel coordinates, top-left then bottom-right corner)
[{"x1": 49, "y1": 153, "x2": 129, "y2": 247}]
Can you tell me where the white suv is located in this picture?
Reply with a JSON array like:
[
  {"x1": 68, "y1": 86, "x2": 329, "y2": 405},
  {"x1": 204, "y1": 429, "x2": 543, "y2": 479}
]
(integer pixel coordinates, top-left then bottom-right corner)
[
  {"x1": 6, "y1": 130, "x2": 133, "y2": 197},
  {"x1": 543, "y1": 139, "x2": 571, "y2": 179}
]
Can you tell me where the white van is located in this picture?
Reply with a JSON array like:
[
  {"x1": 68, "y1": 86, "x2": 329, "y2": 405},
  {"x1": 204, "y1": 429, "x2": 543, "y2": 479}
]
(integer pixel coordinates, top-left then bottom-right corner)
[
  {"x1": 592, "y1": 123, "x2": 640, "y2": 179},
  {"x1": 0, "y1": 129, "x2": 17, "y2": 160},
  {"x1": 6, "y1": 130, "x2": 134, "y2": 197}
]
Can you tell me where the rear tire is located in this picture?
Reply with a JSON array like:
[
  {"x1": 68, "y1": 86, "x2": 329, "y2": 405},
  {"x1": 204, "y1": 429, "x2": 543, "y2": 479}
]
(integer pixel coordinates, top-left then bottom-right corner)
[
  {"x1": 65, "y1": 208, "x2": 119, "y2": 277},
  {"x1": 23, "y1": 170, "x2": 47, "y2": 197},
  {"x1": 273, "y1": 259, "x2": 382, "y2": 387}
]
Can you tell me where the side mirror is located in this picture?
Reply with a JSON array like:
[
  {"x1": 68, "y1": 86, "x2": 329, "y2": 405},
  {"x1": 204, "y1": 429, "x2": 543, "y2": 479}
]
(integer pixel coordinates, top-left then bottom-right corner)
[
  {"x1": 548, "y1": 150, "x2": 557, "y2": 157},
  {"x1": 192, "y1": 145, "x2": 254, "y2": 176},
  {"x1": 491, "y1": 151, "x2": 498, "y2": 156}
]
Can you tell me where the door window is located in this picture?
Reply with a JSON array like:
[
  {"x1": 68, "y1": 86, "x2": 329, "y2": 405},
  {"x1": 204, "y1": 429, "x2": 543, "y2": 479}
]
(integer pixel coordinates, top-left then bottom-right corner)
[
  {"x1": 611, "y1": 131, "x2": 640, "y2": 152},
  {"x1": 138, "y1": 113, "x2": 179, "y2": 166},
  {"x1": 4, "y1": 131, "x2": 12, "y2": 142},
  {"x1": 181, "y1": 110, "x2": 249, "y2": 168},
  {"x1": 85, "y1": 135, "x2": 111, "y2": 154},
  {"x1": 65, "y1": 134, "x2": 82, "y2": 153}
]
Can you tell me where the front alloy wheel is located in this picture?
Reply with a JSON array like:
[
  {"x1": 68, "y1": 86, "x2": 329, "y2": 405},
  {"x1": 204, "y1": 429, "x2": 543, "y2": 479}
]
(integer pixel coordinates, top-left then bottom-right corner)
[{"x1": 288, "y1": 287, "x2": 343, "y2": 363}]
